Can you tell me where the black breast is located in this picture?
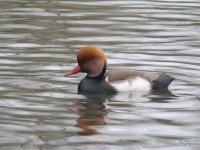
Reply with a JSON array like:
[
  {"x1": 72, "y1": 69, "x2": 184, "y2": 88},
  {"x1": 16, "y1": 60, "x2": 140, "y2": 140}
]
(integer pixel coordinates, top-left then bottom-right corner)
[{"x1": 78, "y1": 76, "x2": 116, "y2": 94}]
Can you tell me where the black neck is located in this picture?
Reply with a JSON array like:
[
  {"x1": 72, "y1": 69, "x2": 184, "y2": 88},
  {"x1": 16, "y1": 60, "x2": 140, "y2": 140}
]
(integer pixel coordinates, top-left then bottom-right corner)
[{"x1": 86, "y1": 65, "x2": 106, "y2": 80}]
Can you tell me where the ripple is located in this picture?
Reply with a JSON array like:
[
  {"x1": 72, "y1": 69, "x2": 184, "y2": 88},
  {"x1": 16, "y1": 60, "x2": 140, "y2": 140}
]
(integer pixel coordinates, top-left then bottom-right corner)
[
  {"x1": 0, "y1": 0, "x2": 200, "y2": 149},
  {"x1": 0, "y1": 24, "x2": 46, "y2": 30}
]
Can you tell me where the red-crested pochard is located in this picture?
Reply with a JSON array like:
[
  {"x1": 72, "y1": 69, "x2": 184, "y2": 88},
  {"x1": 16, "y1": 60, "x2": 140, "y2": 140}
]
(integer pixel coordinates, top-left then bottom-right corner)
[{"x1": 65, "y1": 46, "x2": 174, "y2": 94}]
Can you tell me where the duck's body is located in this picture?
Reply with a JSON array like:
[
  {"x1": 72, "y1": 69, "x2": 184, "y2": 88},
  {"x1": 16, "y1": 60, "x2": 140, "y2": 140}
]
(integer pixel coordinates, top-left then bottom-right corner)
[
  {"x1": 65, "y1": 46, "x2": 174, "y2": 94},
  {"x1": 78, "y1": 69, "x2": 174, "y2": 94}
]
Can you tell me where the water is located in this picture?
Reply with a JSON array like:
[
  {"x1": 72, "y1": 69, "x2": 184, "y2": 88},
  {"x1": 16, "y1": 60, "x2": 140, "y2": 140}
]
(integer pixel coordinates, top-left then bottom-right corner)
[{"x1": 0, "y1": 0, "x2": 200, "y2": 149}]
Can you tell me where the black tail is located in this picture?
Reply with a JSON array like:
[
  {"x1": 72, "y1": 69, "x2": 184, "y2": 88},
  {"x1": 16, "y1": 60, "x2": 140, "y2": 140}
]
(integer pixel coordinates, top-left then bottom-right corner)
[{"x1": 152, "y1": 74, "x2": 174, "y2": 90}]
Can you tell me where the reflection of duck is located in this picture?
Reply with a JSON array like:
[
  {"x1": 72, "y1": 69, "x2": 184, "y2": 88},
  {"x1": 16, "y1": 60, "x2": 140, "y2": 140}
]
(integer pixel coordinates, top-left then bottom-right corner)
[
  {"x1": 65, "y1": 46, "x2": 174, "y2": 94},
  {"x1": 150, "y1": 89, "x2": 176, "y2": 102},
  {"x1": 75, "y1": 95, "x2": 108, "y2": 136},
  {"x1": 109, "y1": 88, "x2": 175, "y2": 103},
  {"x1": 75, "y1": 91, "x2": 175, "y2": 137}
]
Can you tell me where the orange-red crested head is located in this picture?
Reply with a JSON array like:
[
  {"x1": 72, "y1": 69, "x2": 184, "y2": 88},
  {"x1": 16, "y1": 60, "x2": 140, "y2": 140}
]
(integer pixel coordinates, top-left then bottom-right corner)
[
  {"x1": 77, "y1": 45, "x2": 107, "y2": 66},
  {"x1": 65, "y1": 46, "x2": 107, "y2": 77}
]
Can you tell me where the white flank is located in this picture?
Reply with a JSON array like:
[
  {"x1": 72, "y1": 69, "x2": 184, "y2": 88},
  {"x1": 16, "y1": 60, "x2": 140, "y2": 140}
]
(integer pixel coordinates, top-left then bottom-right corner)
[{"x1": 106, "y1": 76, "x2": 151, "y2": 92}]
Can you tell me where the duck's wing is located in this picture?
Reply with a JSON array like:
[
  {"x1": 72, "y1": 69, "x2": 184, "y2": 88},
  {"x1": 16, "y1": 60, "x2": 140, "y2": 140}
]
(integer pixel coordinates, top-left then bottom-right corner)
[
  {"x1": 106, "y1": 69, "x2": 157, "y2": 82},
  {"x1": 106, "y1": 69, "x2": 174, "y2": 90}
]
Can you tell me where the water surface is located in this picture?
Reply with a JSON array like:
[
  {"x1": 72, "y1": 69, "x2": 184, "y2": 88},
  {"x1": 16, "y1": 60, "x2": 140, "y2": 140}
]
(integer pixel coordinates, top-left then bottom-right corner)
[{"x1": 0, "y1": 0, "x2": 200, "y2": 149}]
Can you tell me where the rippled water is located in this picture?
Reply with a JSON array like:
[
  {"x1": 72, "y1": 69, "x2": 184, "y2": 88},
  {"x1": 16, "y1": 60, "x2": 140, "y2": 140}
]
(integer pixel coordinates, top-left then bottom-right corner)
[{"x1": 0, "y1": 0, "x2": 200, "y2": 149}]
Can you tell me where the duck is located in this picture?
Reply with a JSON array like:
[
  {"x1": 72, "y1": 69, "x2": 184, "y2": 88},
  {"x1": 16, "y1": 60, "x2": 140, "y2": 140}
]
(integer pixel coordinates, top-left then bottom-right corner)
[{"x1": 65, "y1": 46, "x2": 174, "y2": 94}]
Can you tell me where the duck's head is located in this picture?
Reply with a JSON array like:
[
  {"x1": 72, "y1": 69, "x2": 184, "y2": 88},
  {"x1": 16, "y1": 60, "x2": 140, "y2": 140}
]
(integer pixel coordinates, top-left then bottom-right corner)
[{"x1": 65, "y1": 46, "x2": 107, "y2": 78}]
